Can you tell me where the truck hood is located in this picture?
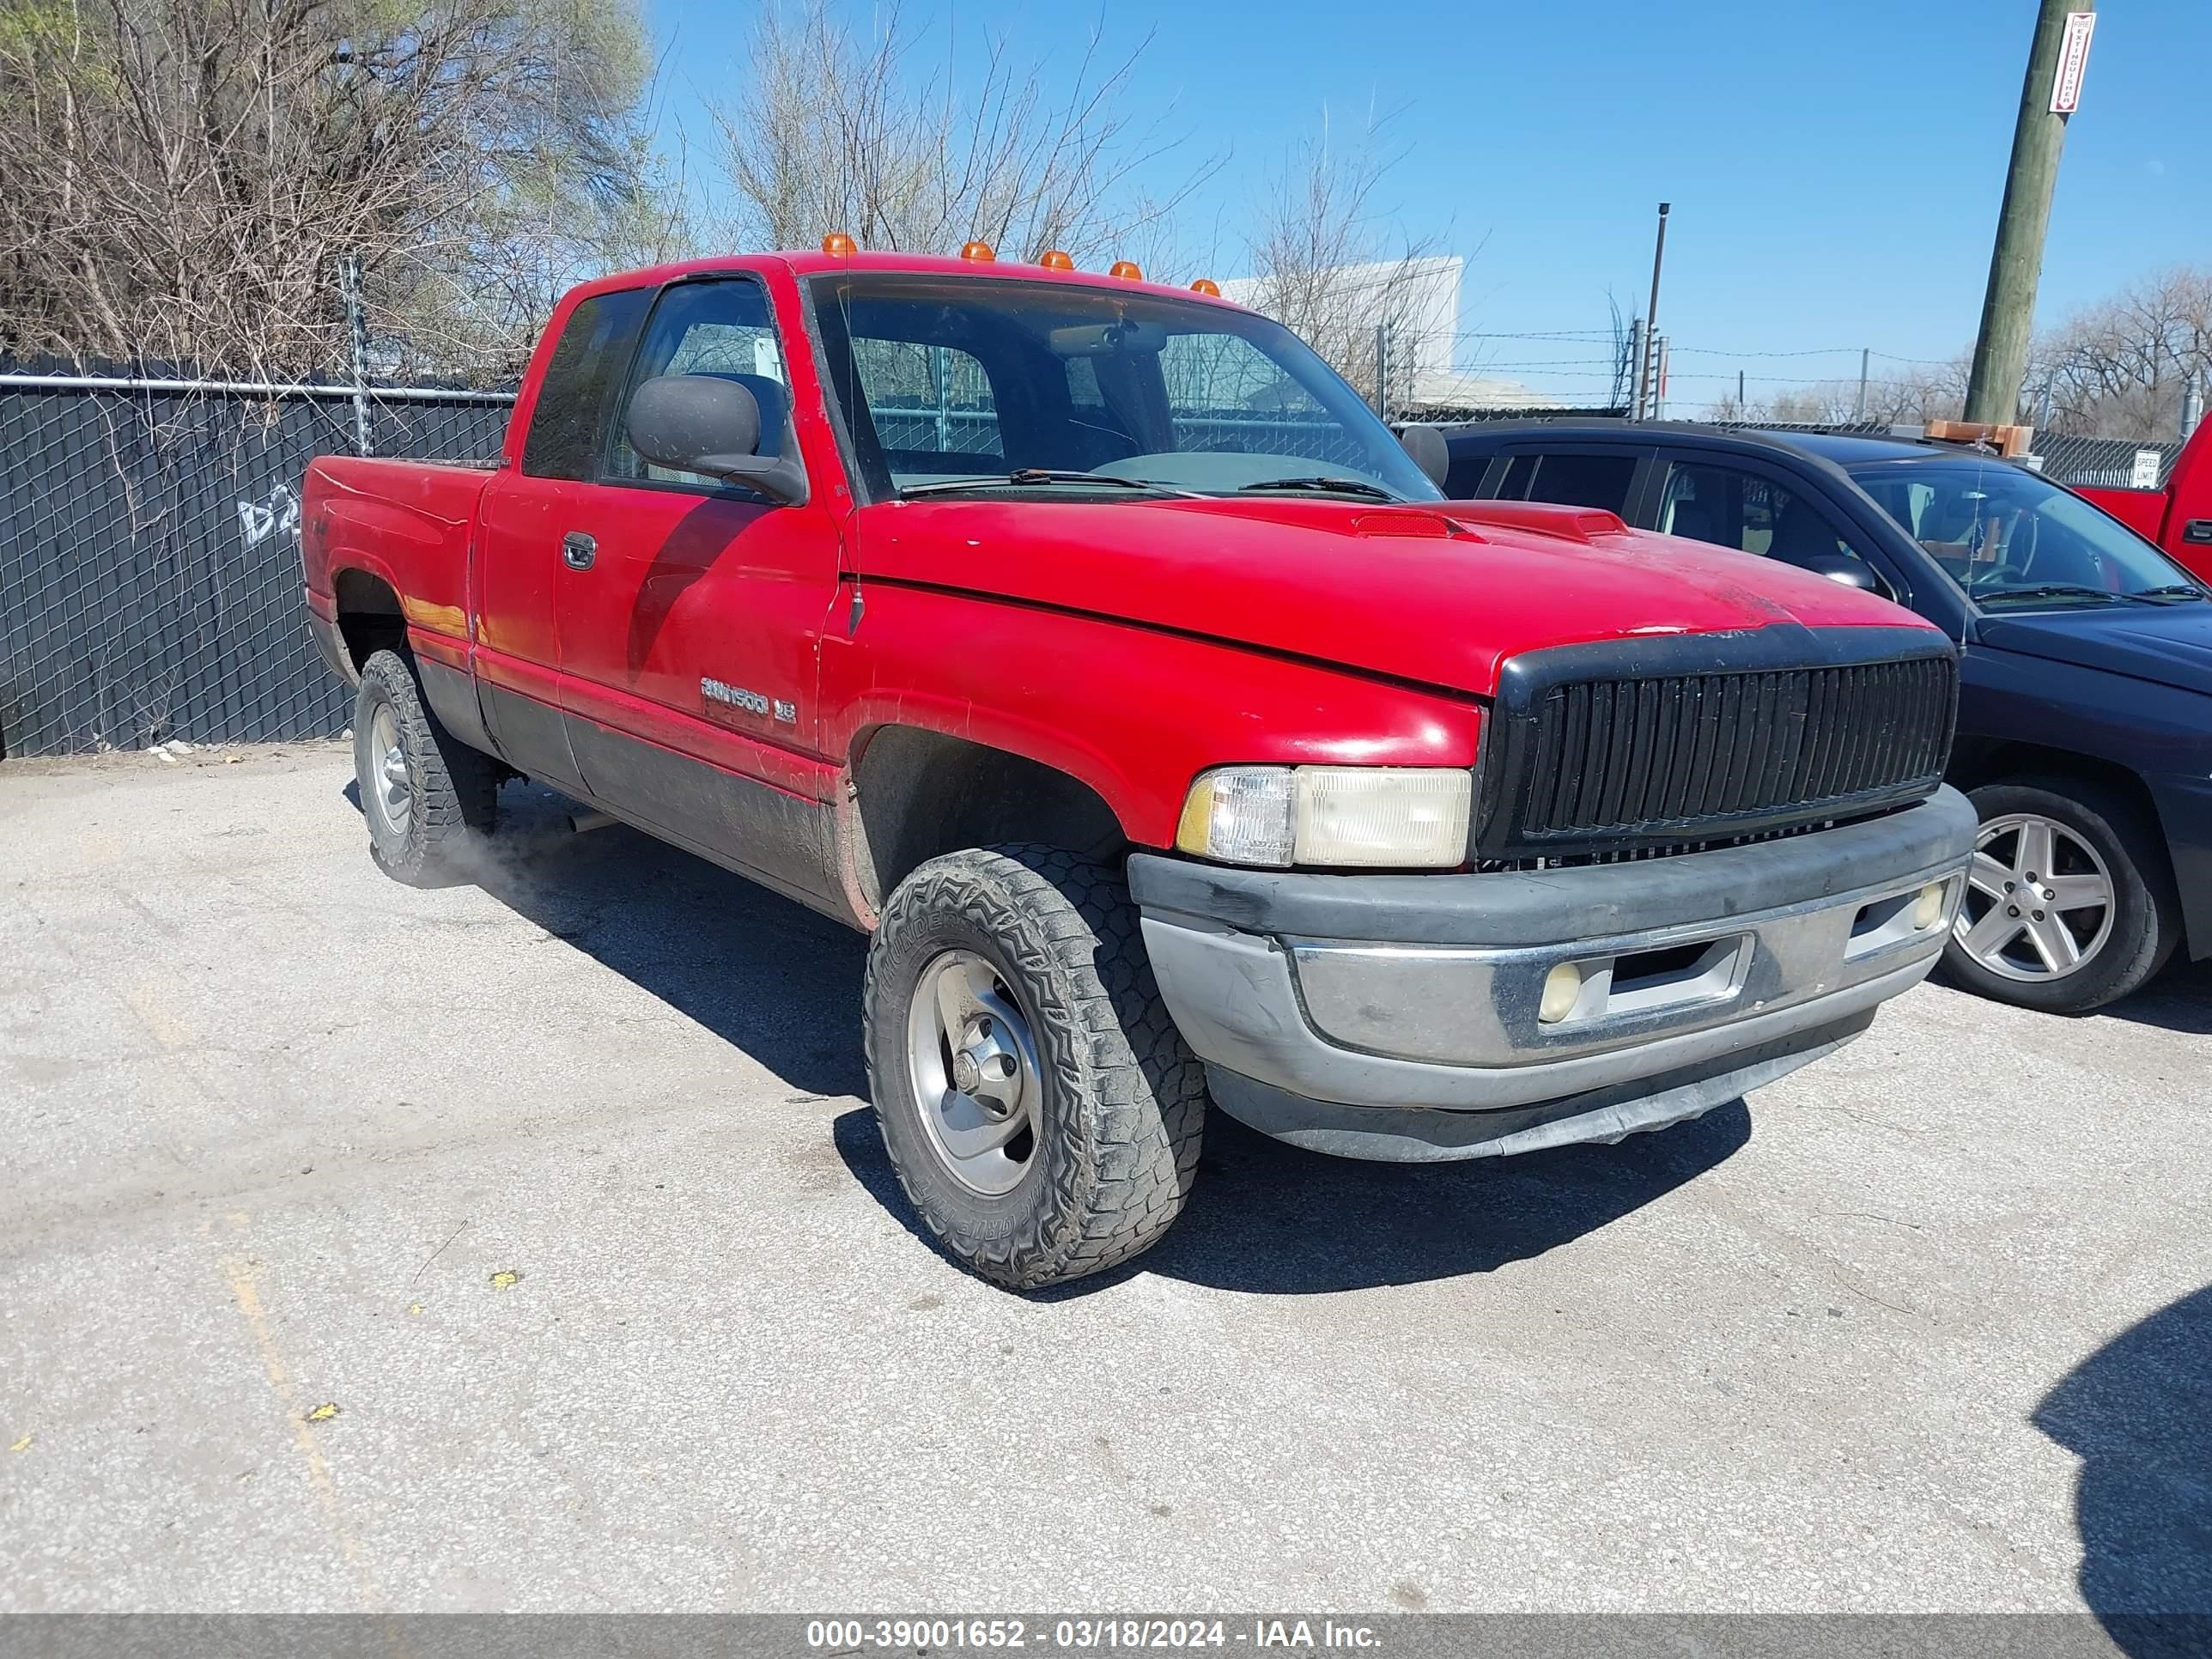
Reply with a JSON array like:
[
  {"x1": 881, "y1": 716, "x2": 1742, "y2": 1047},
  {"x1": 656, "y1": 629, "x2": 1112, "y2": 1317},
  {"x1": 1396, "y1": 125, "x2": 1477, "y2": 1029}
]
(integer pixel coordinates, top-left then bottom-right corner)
[
  {"x1": 1973, "y1": 604, "x2": 2212, "y2": 694},
  {"x1": 857, "y1": 495, "x2": 1935, "y2": 696}
]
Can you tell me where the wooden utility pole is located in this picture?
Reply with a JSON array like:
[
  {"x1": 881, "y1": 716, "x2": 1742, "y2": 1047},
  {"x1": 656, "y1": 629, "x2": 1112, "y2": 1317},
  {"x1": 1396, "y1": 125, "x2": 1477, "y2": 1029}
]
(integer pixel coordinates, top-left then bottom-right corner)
[{"x1": 1964, "y1": 2, "x2": 2095, "y2": 423}]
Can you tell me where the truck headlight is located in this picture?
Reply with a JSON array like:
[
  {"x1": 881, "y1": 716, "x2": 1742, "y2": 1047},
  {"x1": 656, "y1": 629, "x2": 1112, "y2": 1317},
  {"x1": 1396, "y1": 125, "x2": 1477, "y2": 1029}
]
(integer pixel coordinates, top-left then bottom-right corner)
[{"x1": 1176, "y1": 767, "x2": 1472, "y2": 869}]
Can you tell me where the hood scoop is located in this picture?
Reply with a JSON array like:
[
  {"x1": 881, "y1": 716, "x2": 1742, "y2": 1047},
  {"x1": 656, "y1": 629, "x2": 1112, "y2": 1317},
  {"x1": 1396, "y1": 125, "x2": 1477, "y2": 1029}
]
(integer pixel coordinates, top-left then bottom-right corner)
[
  {"x1": 1442, "y1": 501, "x2": 1632, "y2": 544},
  {"x1": 1349, "y1": 509, "x2": 1473, "y2": 539}
]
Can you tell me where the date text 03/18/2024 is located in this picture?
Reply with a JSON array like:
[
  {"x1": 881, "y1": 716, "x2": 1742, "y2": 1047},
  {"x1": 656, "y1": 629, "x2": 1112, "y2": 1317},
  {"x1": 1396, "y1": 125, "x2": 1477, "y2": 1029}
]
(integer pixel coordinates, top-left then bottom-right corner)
[{"x1": 803, "y1": 1618, "x2": 1382, "y2": 1650}]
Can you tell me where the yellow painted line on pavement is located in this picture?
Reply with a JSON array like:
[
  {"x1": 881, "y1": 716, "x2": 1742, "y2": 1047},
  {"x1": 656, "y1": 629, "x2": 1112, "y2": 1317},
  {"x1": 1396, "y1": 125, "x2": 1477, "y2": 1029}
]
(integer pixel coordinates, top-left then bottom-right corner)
[{"x1": 221, "y1": 1254, "x2": 387, "y2": 1613}]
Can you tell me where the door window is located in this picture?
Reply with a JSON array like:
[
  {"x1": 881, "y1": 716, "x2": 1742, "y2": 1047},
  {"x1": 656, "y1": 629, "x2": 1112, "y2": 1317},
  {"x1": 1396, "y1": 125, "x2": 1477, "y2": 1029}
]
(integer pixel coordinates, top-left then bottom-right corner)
[
  {"x1": 606, "y1": 278, "x2": 789, "y2": 489},
  {"x1": 1495, "y1": 450, "x2": 1639, "y2": 514},
  {"x1": 1656, "y1": 459, "x2": 1895, "y2": 599},
  {"x1": 520, "y1": 287, "x2": 653, "y2": 480}
]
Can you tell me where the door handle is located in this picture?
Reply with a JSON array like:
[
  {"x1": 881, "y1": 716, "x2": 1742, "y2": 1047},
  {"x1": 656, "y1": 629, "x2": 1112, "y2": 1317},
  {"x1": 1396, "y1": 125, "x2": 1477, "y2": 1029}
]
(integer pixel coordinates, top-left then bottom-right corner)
[
  {"x1": 2181, "y1": 519, "x2": 2212, "y2": 545},
  {"x1": 562, "y1": 531, "x2": 597, "y2": 570}
]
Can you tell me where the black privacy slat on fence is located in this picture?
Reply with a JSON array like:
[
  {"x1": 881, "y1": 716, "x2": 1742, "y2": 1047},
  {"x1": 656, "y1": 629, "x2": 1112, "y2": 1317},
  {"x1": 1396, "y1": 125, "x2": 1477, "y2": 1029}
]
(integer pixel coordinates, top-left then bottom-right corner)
[
  {"x1": 1480, "y1": 651, "x2": 1956, "y2": 863},
  {"x1": 0, "y1": 378, "x2": 513, "y2": 756}
]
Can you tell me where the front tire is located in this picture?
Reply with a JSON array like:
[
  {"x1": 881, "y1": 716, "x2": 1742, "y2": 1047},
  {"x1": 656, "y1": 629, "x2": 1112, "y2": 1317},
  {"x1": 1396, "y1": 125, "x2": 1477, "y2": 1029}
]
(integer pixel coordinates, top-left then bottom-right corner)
[
  {"x1": 1941, "y1": 776, "x2": 2179, "y2": 1013},
  {"x1": 862, "y1": 846, "x2": 1206, "y2": 1290},
  {"x1": 352, "y1": 648, "x2": 501, "y2": 885}
]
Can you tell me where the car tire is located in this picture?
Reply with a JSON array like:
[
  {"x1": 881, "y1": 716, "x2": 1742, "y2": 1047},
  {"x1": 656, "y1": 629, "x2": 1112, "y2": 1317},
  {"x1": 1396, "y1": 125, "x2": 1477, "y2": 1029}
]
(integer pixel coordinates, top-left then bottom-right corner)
[
  {"x1": 352, "y1": 648, "x2": 501, "y2": 885},
  {"x1": 862, "y1": 845, "x2": 1206, "y2": 1290},
  {"x1": 1940, "y1": 776, "x2": 2179, "y2": 1014}
]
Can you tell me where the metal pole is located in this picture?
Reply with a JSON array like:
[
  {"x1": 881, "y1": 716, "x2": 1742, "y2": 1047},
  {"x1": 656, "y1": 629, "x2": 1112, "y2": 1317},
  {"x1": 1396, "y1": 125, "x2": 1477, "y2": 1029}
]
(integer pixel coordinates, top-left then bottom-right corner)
[
  {"x1": 1964, "y1": 0, "x2": 2093, "y2": 423},
  {"x1": 1632, "y1": 203, "x2": 1671, "y2": 421},
  {"x1": 932, "y1": 346, "x2": 950, "y2": 453},
  {"x1": 340, "y1": 252, "x2": 373, "y2": 458},
  {"x1": 1737, "y1": 368, "x2": 1746, "y2": 410},
  {"x1": 1374, "y1": 324, "x2": 1389, "y2": 420},
  {"x1": 1856, "y1": 348, "x2": 1870, "y2": 422},
  {"x1": 1626, "y1": 319, "x2": 1644, "y2": 415}
]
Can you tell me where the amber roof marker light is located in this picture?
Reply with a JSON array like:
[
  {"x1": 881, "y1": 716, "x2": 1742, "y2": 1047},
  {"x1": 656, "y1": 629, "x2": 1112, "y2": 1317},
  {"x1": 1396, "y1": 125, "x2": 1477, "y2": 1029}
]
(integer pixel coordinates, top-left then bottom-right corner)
[
  {"x1": 959, "y1": 240, "x2": 997, "y2": 262},
  {"x1": 1109, "y1": 259, "x2": 1144, "y2": 281},
  {"x1": 1190, "y1": 277, "x2": 1221, "y2": 297},
  {"x1": 821, "y1": 231, "x2": 858, "y2": 257},
  {"x1": 1038, "y1": 249, "x2": 1075, "y2": 270}
]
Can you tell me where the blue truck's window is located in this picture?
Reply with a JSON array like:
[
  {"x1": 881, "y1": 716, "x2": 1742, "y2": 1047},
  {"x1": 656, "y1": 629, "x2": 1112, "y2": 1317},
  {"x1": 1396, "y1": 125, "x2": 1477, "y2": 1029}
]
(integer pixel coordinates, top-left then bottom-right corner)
[
  {"x1": 605, "y1": 277, "x2": 791, "y2": 487},
  {"x1": 1498, "y1": 450, "x2": 1637, "y2": 514},
  {"x1": 1656, "y1": 459, "x2": 1894, "y2": 599},
  {"x1": 520, "y1": 287, "x2": 653, "y2": 480}
]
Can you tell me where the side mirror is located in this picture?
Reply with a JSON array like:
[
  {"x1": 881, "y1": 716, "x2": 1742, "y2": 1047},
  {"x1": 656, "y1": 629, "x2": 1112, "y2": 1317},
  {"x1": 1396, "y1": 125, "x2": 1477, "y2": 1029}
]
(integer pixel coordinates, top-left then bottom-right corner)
[
  {"x1": 1397, "y1": 423, "x2": 1450, "y2": 492},
  {"x1": 626, "y1": 374, "x2": 808, "y2": 505}
]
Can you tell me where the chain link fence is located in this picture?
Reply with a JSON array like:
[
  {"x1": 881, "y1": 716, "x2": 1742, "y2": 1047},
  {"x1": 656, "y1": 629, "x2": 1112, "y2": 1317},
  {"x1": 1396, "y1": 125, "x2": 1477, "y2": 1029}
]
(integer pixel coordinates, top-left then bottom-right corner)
[
  {"x1": 0, "y1": 371, "x2": 514, "y2": 757},
  {"x1": 2, "y1": 364, "x2": 2191, "y2": 760},
  {"x1": 1723, "y1": 418, "x2": 2185, "y2": 492}
]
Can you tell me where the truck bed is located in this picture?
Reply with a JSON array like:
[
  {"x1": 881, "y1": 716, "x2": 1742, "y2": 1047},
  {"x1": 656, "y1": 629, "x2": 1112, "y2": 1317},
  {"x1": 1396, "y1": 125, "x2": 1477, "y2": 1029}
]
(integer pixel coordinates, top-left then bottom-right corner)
[{"x1": 301, "y1": 455, "x2": 497, "y2": 651}]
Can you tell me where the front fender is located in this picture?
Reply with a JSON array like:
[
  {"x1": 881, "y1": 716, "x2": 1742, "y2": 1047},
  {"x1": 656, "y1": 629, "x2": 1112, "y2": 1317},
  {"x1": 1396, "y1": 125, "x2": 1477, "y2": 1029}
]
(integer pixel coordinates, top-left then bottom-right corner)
[{"x1": 817, "y1": 583, "x2": 1483, "y2": 848}]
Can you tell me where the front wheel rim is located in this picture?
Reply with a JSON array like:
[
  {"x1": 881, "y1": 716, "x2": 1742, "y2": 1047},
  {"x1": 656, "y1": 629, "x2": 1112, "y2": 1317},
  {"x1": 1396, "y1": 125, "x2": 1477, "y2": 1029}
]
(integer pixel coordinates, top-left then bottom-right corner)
[
  {"x1": 367, "y1": 702, "x2": 411, "y2": 840},
  {"x1": 905, "y1": 949, "x2": 1043, "y2": 1197},
  {"x1": 1954, "y1": 811, "x2": 2116, "y2": 982}
]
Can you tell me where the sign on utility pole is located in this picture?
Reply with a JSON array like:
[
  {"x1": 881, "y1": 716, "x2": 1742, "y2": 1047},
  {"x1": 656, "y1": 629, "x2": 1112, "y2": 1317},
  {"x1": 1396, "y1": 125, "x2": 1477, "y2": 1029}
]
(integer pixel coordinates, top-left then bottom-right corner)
[
  {"x1": 1964, "y1": 2, "x2": 2094, "y2": 425},
  {"x1": 2050, "y1": 11, "x2": 2095, "y2": 112}
]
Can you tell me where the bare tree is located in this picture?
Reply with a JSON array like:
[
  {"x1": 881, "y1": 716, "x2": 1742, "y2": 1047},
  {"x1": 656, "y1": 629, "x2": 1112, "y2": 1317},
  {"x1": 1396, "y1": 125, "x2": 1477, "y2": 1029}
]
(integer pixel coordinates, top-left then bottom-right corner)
[
  {"x1": 1731, "y1": 269, "x2": 2212, "y2": 437},
  {"x1": 706, "y1": 0, "x2": 1215, "y2": 269},
  {"x1": 1710, "y1": 360, "x2": 1966, "y2": 427},
  {"x1": 2029, "y1": 266, "x2": 2212, "y2": 436},
  {"x1": 1235, "y1": 111, "x2": 1445, "y2": 409},
  {"x1": 0, "y1": 0, "x2": 681, "y2": 380}
]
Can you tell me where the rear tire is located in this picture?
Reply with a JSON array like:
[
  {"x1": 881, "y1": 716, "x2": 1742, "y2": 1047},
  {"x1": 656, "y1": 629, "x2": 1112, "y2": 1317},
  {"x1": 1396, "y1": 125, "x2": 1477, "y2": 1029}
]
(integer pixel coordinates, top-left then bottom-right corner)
[
  {"x1": 1940, "y1": 776, "x2": 2178, "y2": 1013},
  {"x1": 862, "y1": 845, "x2": 1206, "y2": 1290},
  {"x1": 352, "y1": 648, "x2": 500, "y2": 885}
]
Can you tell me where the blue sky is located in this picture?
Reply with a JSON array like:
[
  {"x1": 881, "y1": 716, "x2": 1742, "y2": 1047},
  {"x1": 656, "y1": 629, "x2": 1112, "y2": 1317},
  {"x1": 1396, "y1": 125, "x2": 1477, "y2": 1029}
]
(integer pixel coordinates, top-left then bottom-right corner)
[{"x1": 647, "y1": 0, "x2": 2209, "y2": 406}]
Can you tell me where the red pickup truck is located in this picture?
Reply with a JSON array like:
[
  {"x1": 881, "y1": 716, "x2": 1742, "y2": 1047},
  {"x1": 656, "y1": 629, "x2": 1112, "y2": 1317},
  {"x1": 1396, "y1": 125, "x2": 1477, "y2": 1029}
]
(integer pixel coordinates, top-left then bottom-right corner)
[
  {"x1": 2077, "y1": 420, "x2": 2212, "y2": 583},
  {"x1": 301, "y1": 246, "x2": 1974, "y2": 1288}
]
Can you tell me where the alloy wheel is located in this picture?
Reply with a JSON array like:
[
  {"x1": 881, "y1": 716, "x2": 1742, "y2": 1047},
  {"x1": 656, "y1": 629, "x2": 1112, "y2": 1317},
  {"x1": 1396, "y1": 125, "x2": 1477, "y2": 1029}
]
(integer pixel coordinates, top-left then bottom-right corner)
[{"x1": 1954, "y1": 811, "x2": 2116, "y2": 982}]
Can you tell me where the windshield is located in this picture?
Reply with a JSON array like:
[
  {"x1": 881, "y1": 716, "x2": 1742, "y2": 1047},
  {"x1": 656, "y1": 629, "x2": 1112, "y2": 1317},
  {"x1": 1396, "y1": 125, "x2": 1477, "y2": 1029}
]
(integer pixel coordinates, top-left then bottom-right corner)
[
  {"x1": 806, "y1": 272, "x2": 1440, "y2": 503},
  {"x1": 1848, "y1": 456, "x2": 2205, "y2": 607}
]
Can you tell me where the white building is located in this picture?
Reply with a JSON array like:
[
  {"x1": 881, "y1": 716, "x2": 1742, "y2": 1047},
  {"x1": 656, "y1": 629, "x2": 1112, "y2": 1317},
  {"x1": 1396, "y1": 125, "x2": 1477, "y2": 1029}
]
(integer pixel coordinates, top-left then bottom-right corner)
[{"x1": 1217, "y1": 254, "x2": 1534, "y2": 411}]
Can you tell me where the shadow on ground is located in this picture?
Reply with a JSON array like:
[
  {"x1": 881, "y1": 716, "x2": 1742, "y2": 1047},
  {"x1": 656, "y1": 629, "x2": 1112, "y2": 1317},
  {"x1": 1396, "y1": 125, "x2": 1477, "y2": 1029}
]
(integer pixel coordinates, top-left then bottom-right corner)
[
  {"x1": 2033, "y1": 1285, "x2": 2212, "y2": 1658},
  {"x1": 396, "y1": 781, "x2": 1751, "y2": 1294},
  {"x1": 835, "y1": 1100, "x2": 1750, "y2": 1297},
  {"x1": 2102, "y1": 957, "x2": 2212, "y2": 1037},
  {"x1": 427, "y1": 781, "x2": 867, "y2": 1102}
]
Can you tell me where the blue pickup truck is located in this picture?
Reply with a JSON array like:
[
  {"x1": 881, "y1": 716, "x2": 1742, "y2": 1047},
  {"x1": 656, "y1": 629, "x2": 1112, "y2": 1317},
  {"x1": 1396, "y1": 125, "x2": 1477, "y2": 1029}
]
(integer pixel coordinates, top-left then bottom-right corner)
[{"x1": 1441, "y1": 420, "x2": 2212, "y2": 1014}]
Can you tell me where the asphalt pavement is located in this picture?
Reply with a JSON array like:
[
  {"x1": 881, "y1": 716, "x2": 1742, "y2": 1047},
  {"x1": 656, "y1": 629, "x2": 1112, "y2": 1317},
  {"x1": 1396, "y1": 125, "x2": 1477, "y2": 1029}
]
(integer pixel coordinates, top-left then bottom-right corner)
[{"x1": 2, "y1": 744, "x2": 2207, "y2": 1620}]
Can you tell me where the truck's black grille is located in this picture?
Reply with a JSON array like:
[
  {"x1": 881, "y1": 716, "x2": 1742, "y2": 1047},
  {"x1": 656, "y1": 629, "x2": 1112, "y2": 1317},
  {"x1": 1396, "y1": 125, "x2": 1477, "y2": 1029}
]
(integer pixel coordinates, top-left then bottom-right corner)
[{"x1": 1474, "y1": 632, "x2": 1957, "y2": 862}]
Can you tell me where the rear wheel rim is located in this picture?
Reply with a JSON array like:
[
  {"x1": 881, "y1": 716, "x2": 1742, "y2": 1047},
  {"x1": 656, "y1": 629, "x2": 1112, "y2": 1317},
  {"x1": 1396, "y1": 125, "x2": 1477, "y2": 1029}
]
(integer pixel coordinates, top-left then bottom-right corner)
[
  {"x1": 905, "y1": 949, "x2": 1042, "y2": 1197},
  {"x1": 1954, "y1": 811, "x2": 2115, "y2": 982},
  {"x1": 367, "y1": 703, "x2": 411, "y2": 841}
]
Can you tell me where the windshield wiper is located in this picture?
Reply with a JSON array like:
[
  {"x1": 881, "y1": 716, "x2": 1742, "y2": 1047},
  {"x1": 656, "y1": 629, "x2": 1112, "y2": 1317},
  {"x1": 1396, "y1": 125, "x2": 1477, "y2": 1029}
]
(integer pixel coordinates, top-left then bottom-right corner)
[
  {"x1": 1236, "y1": 475, "x2": 1401, "y2": 502},
  {"x1": 899, "y1": 468, "x2": 1196, "y2": 499},
  {"x1": 2131, "y1": 584, "x2": 2207, "y2": 602},
  {"x1": 1975, "y1": 583, "x2": 2146, "y2": 607}
]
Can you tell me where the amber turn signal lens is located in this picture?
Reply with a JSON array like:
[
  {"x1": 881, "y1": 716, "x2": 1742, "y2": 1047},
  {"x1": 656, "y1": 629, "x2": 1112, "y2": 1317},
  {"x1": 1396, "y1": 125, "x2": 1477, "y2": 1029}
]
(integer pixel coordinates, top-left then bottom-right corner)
[
  {"x1": 820, "y1": 231, "x2": 858, "y2": 256},
  {"x1": 1189, "y1": 277, "x2": 1221, "y2": 297},
  {"x1": 959, "y1": 240, "x2": 996, "y2": 262},
  {"x1": 1038, "y1": 249, "x2": 1075, "y2": 270},
  {"x1": 1109, "y1": 259, "x2": 1143, "y2": 281}
]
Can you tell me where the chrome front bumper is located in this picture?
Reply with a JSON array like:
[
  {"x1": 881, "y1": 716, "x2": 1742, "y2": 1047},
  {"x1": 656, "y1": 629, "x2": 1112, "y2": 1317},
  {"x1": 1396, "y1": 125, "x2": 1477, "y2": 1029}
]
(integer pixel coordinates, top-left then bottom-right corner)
[{"x1": 1127, "y1": 787, "x2": 1978, "y2": 1161}]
